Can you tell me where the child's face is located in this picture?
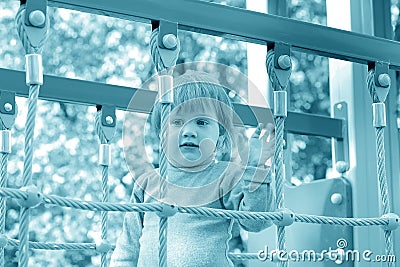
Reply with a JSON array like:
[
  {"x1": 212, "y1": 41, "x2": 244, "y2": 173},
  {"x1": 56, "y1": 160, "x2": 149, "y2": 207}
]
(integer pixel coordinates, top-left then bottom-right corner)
[{"x1": 165, "y1": 104, "x2": 221, "y2": 169}]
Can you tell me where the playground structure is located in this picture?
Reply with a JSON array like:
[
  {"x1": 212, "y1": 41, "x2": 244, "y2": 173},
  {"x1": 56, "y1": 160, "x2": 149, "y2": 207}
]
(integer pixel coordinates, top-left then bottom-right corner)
[{"x1": 0, "y1": 0, "x2": 399, "y2": 267}]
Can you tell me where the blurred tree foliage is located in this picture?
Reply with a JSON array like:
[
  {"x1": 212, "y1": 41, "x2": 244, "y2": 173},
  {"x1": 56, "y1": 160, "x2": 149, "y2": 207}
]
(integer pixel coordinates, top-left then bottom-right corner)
[
  {"x1": 0, "y1": 0, "x2": 332, "y2": 266},
  {"x1": 287, "y1": 0, "x2": 332, "y2": 182}
]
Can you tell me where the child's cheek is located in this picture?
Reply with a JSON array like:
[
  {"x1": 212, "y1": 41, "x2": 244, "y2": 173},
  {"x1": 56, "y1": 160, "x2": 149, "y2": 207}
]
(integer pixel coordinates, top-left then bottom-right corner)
[{"x1": 199, "y1": 138, "x2": 217, "y2": 156}]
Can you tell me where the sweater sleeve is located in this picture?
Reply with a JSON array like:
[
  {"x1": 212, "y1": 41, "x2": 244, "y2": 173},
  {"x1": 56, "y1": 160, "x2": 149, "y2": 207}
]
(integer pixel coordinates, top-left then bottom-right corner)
[
  {"x1": 110, "y1": 182, "x2": 145, "y2": 267},
  {"x1": 221, "y1": 166, "x2": 275, "y2": 232}
]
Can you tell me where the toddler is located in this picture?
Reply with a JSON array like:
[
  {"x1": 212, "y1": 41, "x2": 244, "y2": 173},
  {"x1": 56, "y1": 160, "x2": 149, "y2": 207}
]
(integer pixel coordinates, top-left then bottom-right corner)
[{"x1": 110, "y1": 70, "x2": 275, "y2": 267}]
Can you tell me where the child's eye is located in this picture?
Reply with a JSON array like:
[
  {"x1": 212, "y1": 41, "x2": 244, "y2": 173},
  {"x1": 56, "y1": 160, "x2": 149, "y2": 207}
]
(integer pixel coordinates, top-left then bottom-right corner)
[
  {"x1": 197, "y1": 119, "x2": 209, "y2": 126},
  {"x1": 171, "y1": 119, "x2": 183, "y2": 127}
]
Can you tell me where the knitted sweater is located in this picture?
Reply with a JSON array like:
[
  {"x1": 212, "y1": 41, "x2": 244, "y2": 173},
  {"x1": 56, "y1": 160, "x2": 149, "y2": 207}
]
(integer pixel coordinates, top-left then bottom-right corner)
[{"x1": 110, "y1": 161, "x2": 274, "y2": 267}]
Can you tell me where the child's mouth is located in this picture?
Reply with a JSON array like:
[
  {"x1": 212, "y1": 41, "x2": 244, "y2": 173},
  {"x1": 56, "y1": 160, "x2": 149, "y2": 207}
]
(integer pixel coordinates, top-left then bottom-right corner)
[{"x1": 180, "y1": 142, "x2": 199, "y2": 148}]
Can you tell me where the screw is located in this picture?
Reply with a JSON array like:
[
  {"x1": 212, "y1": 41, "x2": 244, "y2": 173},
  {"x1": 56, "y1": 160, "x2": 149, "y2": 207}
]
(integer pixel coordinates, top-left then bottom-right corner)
[
  {"x1": 377, "y1": 73, "x2": 390, "y2": 87},
  {"x1": 336, "y1": 161, "x2": 349, "y2": 174},
  {"x1": 29, "y1": 10, "x2": 46, "y2": 27},
  {"x1": 277, "y1": 55, "x2": 291, "y2": 70},
  {"x1": 4, "y1": 103, "x2": 12, "y2": 112},
  {"x1": 336, "y1": 103, "x2": 342, "y2": 110},
  {"x1": 105, "y1": 116, "x2": 114, "y2": 125},
  {"x1": 162, "y1": 34, "x2": 178, "y2": 49},
  {"x1": 330, "y1": 193, "x2": 343, "y2": 205}
]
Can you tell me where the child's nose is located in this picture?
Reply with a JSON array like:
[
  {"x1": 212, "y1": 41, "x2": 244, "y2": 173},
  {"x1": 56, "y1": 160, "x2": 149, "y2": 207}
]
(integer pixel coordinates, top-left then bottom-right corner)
[{"x1": 181, "y1": 122, "x2": 197, "y2": 138}]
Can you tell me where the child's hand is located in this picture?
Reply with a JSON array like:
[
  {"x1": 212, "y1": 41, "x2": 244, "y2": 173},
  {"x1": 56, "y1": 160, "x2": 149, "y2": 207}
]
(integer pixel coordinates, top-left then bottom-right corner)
[{"x1": 247, "y1": 123, "x2": 275, "y2": 168}]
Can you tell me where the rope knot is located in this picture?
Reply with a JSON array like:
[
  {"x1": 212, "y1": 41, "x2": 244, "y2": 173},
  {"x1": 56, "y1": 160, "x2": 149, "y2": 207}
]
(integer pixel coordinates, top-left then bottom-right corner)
[
  {"x1": 17, "y1": 185, "x2": 43, "y2": 208},
  {"x1": 95, "y1": 240, "x2": 112, "y2": 253},
  {"x1": 156, "y1": 203, "x2": 177, "y2": 217},
  {"x1": 273, "y1": 208, "x2": 295, "y2": 227},
  {"x1": 381, "y1": 213, "x2": 400, "y2": 231}
]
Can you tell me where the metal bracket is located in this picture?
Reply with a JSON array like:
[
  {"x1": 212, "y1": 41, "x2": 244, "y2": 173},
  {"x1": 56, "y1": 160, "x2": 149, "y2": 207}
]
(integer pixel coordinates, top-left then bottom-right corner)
[
  {"x1": 372, "y1": 62, "x2": 390, "y2": 103},
  {"x1": 100, "y1": 105, "x2": 116, "y2": 141},
  {"x1": 158, "y1": 20, "x2": 178, "y2": 50},
  {"x1": 0, "y1": 91, "x2": 17, "y2": 129},
  {"x1": 333, "y1": 101, "x2": 349, "y2": 167},
  {"x1": 273, "y1": 42, "x2": 292, "y2": 89},
  {"x1": 25, "y1": 0, "x2": 48, "y2": 28},
  {"x1": 155, "y1": 20, "x2": 179, "y2": 68},
  {"x1": 20, "y1": 0, "x2": 49, "y2": 48}
]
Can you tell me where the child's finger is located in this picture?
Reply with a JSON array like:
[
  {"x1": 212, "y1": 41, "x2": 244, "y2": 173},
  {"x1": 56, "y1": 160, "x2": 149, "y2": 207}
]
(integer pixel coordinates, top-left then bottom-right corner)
[
  {"x1": 251, "y1": 123, "x2": 263, "y2": 138},
  {"x1": 265, "y1": 123, "x2": 275, "y2": 133}
]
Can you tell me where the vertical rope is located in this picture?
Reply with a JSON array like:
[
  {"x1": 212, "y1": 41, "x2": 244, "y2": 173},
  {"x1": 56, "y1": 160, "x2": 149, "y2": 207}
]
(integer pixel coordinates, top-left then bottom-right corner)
[
  {"x1": 376, "y1": 127, "x2": 394, "y2": 266},
  {"x1": 100, "y1": 164, "x2": 109, "y2": 267},
  {"x1": 275, "y1": 116, "x2": 286, "y2": 266},
  {"x1": 375, "y1": 128, "x2": 390, "y2": 215},
  {"x1": 15, "y1": 3, "x2": 48, "y2": 264},
  {"x1": 95, "y1": 111, "x2": 111, "y2": 267},
  {"x1": 367, "y1": 69, "x2": 394, "y2": 267},
  {"x1": 266, "y1": 49, "x2": 290, "y2": 267},
  {"x1": 0, "y1": 154, "x2": 6, "y2": 267},
  {"x1": 150, "y1": 25, "x2": 179, "y2": 267},
  {"x1": 0, "y1": 122, "x2": 7, "y2": 266},
  {"x1": 158, "y1": 103, "x2": 171, "y2": 267},
  {"x1": 19, "y1": 84, "x2": 40, "y2": 267}
]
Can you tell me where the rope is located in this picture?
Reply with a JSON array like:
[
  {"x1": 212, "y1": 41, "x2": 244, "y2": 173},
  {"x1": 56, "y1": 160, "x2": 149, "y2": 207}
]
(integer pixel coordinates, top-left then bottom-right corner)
[
  {"x1": 16, "y1": 3, "x2": 49, "y2": 264},
  {"x1": 158, "y1": 104, "x2": 171, "y2": 267},
  {"x1": 0, "y1": 123, "x2": 8, "y2": 267},
  {"x1": 8, "y1": 239, "x2": 98, "y2": 250},
  {"x1": 19, "y1": 84, "x2": 40, "y2": 267},
  {"x1": 275, "y1": 116, "x2": 287, "y2": 264},
  {"x1": 0, "y1": 153, "x2": 6, "y2": 266},
  {"x1": 0, "y1": 186, "x2": 397, "y2": 264},
  {"x1": 150, "y1": 25, "x2": 179, "y2": 267},
  {"x1": 366, "y1": 69, "x2": 394, "y2": 267},
  {"x1": 95, "y1": 111, "x2": 112, "y2": 267},
  {"x1": 266, "y1": 49, "x2": 290, "y2": 267},
  {"x1": 0, "y1": 187, "x2": 392, "y2": 226}
]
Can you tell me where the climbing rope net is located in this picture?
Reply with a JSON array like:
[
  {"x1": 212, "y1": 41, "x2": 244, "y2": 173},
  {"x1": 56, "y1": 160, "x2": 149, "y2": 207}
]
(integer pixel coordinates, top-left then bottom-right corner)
[{"x1": 0, "y1": 2, "x2": 399, "y2": 267}]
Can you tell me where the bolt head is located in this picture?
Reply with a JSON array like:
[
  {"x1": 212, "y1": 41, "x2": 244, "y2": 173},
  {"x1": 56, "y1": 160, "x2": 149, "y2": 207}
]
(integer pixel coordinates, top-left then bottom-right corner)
[
  {"x1": 4, "y1": 103, "x2": 12, "y2": 112},
  {"x1": 336, "y1": 161, "x2": 349, "y2": 174},
  {"x1": 277, "y1": 55, "x2": 292, "y2": 70},
  {"x1": 330, "y1": 193, "x2": 343, "y2": 205},
  {"x1": 162, "y1": 34, "x2": 178, "y2": 49},
  {"x1": 105, "y1": 116, "x2": 114, "y2": 125},
  {"x1": 377, "y1": 73, "x2": 391, "y2": 88},
  {"x1": 29, "y1": 10, "x2": 46, "y2": 27}
]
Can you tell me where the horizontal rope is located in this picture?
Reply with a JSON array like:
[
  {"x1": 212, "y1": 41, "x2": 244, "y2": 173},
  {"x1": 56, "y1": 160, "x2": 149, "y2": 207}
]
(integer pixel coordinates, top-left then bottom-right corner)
[
  {"x1": 8, "y1": 239, "x2": 97, "y2": 250},
  {"x1": 229, "y1": 253, "x2": 259, "y2": 260},
  {"x1": 295, "y1": 214, "x2": 387, "y2": 226},
  {"x1": 0, "y1": 187, "x2": 391, "y2": 228}
]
